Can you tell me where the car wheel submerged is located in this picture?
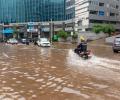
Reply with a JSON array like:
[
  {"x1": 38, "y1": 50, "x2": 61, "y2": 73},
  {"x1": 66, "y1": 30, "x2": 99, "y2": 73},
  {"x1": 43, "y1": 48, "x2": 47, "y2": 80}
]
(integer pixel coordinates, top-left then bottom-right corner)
[{"x1": 113, "y1": 50, "x2": 118, "y2": 53}]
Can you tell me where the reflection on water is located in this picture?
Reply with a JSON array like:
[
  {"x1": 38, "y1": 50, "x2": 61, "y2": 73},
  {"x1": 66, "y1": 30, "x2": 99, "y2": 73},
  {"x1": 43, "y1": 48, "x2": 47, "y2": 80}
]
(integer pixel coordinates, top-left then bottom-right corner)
[
  {"x1": 61, "y1": 87, "x2": 90, "y2": 99},
  {"x1": 0, "y1": 43, "x2": 120, "y2": 100}
]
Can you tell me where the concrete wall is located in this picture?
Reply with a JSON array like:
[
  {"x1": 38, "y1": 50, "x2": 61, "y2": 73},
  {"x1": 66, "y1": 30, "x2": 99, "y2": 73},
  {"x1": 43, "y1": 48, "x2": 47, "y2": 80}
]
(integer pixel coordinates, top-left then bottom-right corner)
[
  {"x1": 78, "y1": 31, "x2": 107, "y2": 43},
  {"x1": 105, "y1": 34, "x2": 120, "y2": 44}
]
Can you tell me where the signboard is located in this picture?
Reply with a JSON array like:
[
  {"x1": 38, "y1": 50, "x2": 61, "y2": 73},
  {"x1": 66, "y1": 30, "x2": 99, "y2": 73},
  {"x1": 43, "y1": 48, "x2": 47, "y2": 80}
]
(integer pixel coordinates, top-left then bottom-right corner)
[
  {"x1": 27, "y1": 28, "x2": 38, "y2": 32},
  {"x1": 71, "y1": 32, "x2": 73, "y2": 36},
  {"x1": 42, "y1": 28, "x2": 50, "y2": 32},
  {"x1": 27, "y1": 22, "x2": 38, "y2": 32},
  {"x1": 27, "y1": 22, "x2": 38, "y2": 26}
]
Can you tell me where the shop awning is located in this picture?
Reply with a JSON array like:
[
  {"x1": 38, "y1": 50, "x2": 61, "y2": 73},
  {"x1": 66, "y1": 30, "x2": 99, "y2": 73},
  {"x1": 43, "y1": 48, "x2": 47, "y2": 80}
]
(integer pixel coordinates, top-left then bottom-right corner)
[{"x1": 3, "y1": 28, "x2": 14, "y2": 34}]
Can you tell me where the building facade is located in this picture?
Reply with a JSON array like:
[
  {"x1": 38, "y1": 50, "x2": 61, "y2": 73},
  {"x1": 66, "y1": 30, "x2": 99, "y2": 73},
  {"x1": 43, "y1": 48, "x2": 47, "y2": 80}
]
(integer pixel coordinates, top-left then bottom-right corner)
[
  {"x1": 66, "y1": 0, "x2": 75, "y2": 20},
  {"x1": 75, "y1": 0, "x2": 120, "y2": 31},
  {"x1": 0, "y1": 0, "x2": 120, "y2": 39},
  {"x1": 0, "y1": 0, "x2": 65, "y2": 23}
]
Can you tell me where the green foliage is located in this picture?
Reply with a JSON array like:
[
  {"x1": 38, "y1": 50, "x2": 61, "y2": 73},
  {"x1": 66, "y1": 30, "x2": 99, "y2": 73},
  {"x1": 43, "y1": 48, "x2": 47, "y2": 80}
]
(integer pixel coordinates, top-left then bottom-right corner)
[
  {"x1": 92, "y1": 24, "x2": 103, "y2": 34},
  {"x1": 58, "y1": 30, "x2": 68, "y2": 39},
  {"x1": 92, "y1": 24, "x2": 115, "y2": 36},
  {"x1": 13, "y1": 26, "x2": 18, "y2": 35},
  {"x1": 102, "y1": 24, "x2": 115, "y2": 36},
  {"x1": 72, "y1": 32, "x2": 78, "y2": 39},
  {"x1": 13, "y1": 26, "x2": 18, "y2": 38}
]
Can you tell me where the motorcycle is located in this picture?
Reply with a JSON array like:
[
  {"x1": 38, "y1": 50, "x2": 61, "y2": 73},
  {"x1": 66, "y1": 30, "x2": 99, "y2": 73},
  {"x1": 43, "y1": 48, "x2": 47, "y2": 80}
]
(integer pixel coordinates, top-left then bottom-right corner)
[{"x1": 74, "y1": 48, "x2": 92, "y2": 59}]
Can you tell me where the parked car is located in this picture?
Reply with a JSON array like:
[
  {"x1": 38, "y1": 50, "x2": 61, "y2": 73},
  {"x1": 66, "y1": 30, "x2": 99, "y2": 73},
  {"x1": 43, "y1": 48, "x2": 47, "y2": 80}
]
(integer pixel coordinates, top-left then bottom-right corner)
[
  {"x1": 113, "y1": 37, "x2": 120, "y2": 53},
  {"x1": 7, "y1": 38, "x2": 18, "y2": 44},
  {"x1": 37, "y1": 38, "x2": 51, "y2": 47},
  {"x1": 20, "y1": 38, "x2": 30, "y2": 45}
]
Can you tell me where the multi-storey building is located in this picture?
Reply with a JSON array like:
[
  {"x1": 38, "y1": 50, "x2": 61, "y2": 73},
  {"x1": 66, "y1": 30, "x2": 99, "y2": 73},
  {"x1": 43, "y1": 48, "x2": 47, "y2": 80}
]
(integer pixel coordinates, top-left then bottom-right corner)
[
  {"x1": 75, "y1": 0, "x2": 120, "y2": 31},
  {"x1": 0, "y1": 0, "x2": 120, "y2": 39},
  {"x1": 66, "y1": 0, "x2": 75, "y2": 20},
  {"x1": 0, "y1": 0, "x2": 65, "y2": 23}
]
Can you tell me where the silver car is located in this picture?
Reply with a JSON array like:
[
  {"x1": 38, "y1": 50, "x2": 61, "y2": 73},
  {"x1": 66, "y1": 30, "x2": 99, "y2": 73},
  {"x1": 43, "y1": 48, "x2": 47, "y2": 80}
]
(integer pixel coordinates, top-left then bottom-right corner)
[
  {"x1": 113, "y1": 37, "x2": 120, "y2": 53},
  {"x1": 7, "y1": 38, "x2": 18, "y2": 44}
]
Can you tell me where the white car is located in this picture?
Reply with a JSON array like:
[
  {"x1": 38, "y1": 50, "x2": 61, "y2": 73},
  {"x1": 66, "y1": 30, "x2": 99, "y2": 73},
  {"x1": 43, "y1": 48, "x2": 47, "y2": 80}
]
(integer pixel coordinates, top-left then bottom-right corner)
[
  {"x1": 37, "y1": 38, "x2": 51, "y2": 47},
  {"x1": 7, "y1": 38, "x2": 18, "y2": 44}
]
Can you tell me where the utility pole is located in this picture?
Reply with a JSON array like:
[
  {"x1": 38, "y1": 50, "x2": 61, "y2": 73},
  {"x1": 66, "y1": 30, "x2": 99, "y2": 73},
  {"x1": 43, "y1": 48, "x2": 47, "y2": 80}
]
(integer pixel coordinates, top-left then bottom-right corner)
[
  {"x1": 2, "y1": 23, "x2": 4, "y2": 41},
  {"x1": 72, "y1": 16, "x2": 75, "y2": 34},
  {"x1": 24, "y1": 24, "x2": 28, "y2": 39},
  {"x1": 38, "y1": 23, "x2": 41, "y2": 39},
  {"x1": 50, "y1": 19, "x2": 53, "y2": 45},
  {"x1": 0, "y1": 25, "x2": 3, "y2": 40}
]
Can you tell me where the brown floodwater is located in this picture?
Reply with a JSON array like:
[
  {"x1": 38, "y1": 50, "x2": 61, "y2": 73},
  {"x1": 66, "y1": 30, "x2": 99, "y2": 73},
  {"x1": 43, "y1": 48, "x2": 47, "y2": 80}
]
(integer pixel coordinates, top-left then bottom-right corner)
[{"x1": 0, "y1": 40, "x2": 120, "y2": 100}]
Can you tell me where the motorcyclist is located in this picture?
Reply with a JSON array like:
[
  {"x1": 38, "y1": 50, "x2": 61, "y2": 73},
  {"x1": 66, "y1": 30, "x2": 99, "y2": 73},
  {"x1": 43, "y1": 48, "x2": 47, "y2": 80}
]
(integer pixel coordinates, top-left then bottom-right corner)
[{"x1": 75, "y1": 36, "x2": 87, "y2": 54}]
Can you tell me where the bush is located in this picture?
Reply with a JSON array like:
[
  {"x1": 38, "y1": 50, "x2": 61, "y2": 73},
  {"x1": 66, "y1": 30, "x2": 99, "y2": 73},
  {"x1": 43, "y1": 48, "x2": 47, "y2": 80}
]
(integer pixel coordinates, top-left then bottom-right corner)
[
  {"x1": 92, "y1": 24, "x2": 103, "y2": 34},
  {"x1": 92, "y1": 24, "x2": 115, "y2": 36},
  {"x1": 58, "y1": 30, "x2": 68, "y2": 39},
  {"x1": 102, "y1": 24, "x2": 115, "y2": 36}
]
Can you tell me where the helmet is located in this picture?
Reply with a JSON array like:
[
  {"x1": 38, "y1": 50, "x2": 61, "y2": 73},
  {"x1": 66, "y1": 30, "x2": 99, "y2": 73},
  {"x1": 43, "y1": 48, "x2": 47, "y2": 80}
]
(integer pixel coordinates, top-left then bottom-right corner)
[{"x1": 80, "y1": 36, "x2": 85, "y2": 41}]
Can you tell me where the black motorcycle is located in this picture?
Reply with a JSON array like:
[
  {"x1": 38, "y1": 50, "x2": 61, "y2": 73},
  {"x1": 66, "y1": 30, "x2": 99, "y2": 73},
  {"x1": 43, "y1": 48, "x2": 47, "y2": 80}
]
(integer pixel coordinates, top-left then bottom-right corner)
[{"x1": 74, "y1": 48, "x2": 92, "y2": 59}]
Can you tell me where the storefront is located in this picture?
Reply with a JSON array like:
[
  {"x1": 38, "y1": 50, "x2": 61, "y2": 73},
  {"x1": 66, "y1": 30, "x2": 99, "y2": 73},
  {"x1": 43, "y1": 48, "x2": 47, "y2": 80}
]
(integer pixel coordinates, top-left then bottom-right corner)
[
  {"x1": 27, "y1": 22, "x2": 38, "y2": 38},
  {"x1": 3, "y1": 28, "x2": 14, "y2": 39}
]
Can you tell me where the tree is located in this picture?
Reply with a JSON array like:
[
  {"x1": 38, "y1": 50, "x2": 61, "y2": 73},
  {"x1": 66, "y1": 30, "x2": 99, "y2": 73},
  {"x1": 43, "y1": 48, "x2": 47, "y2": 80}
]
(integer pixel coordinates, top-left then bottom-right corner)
[
  {"x1": 13, "y1": 25, "x2": 18, "y2": 38},
  {"x1": 72, "y1": 32, "x2": 78, "y2": 39},
  {"x1": 71, "y1": 32, "x2": 78, "y2": 43},
  {"x1": 58, "y1": 30, "x2": 68, "y2": 39}
]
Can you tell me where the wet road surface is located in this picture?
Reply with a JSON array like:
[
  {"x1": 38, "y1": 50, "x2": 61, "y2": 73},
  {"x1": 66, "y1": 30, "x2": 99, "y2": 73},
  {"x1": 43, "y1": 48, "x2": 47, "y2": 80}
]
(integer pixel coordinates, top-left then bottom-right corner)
[{"x1": 0, "y1": 41, "x2": 120, "y2": 100}]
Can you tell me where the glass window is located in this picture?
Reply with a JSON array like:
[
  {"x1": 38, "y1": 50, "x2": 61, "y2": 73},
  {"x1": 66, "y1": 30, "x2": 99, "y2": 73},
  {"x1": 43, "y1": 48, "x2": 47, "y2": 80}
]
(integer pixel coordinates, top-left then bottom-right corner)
[{"x1": 0, "y1": 0, "x2": 65, "y2": 23}]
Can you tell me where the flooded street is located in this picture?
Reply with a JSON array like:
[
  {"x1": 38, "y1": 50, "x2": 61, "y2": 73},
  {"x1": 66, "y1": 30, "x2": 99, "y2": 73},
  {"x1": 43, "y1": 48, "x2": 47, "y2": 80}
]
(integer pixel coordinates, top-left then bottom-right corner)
[{"x1": 0, "y1": 41, "x2": 120, "y2": 100}]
